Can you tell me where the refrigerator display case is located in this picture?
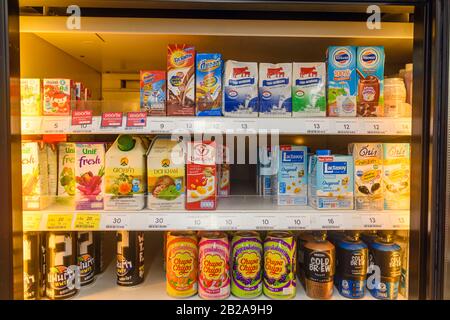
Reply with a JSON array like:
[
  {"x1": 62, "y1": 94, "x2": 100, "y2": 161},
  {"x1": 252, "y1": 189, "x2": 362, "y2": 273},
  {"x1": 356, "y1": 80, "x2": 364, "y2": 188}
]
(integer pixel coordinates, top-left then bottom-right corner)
[{"x1": 0, "y1": 0, "x2": 446, "y2": 301}]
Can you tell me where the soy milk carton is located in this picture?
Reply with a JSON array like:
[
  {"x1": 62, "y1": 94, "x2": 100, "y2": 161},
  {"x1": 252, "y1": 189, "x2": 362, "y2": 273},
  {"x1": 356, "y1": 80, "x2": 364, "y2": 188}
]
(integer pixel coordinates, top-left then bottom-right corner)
[
  {"x1": 292, "y1": 63, "x2": 326, "y2": 117},
  {"x1": 308, "y1": 150, "x2": 354, "y2": 209},
  {"x1": 383, "y1": 143, "x2": 410, "y2": 210},
  {"x1": 57, "y1": 142, "x2": 76, "y2": 206},
  {"x1": 327, "y1": 46, "x2": 357, "y2": 117},
  {"x1": 196, "y1": 53, "x2": 223, "y2": 116},
  {"x1": 105, "y1": 135, "x2": 147, "y2": 210},
  {"x1": 140, "y1": 70, "x2": 166, "y2": 116},
  {"x1": 20, "y1": 79, "x2": 42, "y2": 116},
  {"x1": 259, "y1": 63, "x2": 292, "y2": 117},
  {"x1": 43, "y1": 79, "x2": 73, "y2": 116},
  {"x1": 273, "y1": 145, "x2": 308, "y2": 206},
  {"x1": 223, "y1": 60, "x2": 258, "y2": 117},
  {"x1": 75, "y1": 143, "x2": 105, "y2": 210},
  {"x1": 349, "y1": 143, "x2": 383, "y2": 210}
]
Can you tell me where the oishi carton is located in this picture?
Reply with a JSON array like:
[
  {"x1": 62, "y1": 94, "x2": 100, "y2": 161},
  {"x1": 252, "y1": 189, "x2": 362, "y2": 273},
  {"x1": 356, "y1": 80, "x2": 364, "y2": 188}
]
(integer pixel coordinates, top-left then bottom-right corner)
[
  {"x1": 186, "y1": 141, "x2": 217, "y2": 210},
  {"x1": 20, "y1": 79, "x2": 42, "y2": 116},
  {"x1": 57, "y1": 143, "x2": 76, "y2": 206},
  {"x1": 327, "y1": 46, "x2": 357, "y2": 117},
  {"x1": 167, "y1": 44, "x2": 195, "y2": 116},
  {"x1": 140, "y1": 70, "x2": 166, "y2": 116},
  {"x1": 196, "y1": 53, "x2": 223, "y2": 116},
  {"x1": 223, "y1": 60, "x2": 259, "y2": 117},
  {"x1": 292, "y1": 63, "x2": 326, "y2": 117},
  {"x1": 75, "y1": 143, "x2": 105, "y2": 210},
  {"x1": 383, "y1": 143, "x2": 410, "y2": 210},
  {"x1": 43, "y1": 79, "x2": 73, "y2": 116},
  {"x1": 259, "y1": 63, "x2": 292, "y2": 117}
]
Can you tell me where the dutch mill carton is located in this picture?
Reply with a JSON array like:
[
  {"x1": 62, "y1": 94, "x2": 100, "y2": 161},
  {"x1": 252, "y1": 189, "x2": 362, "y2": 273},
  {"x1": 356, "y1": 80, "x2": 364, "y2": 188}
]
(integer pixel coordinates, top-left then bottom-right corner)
[
  {"x1": 196, "y1": 53, "x2": 223, "y2": 116},
  {"x1": 259, "y1": 63, "x2": 292, "y2": 117},
  {"x1": 327, "y1": 46, "x2": 357, "y2": 117},
  {"x1": 140, "y1": 70, "x2": 166, "y2": 116},
  {"x1": 167, "y1": 44, "x2": 195, "y2": 116},
  {"x1": 349, "y1": 143, "x2": 383, "y2": 210},
  {"x1": 223, "y1": 60, "x2": 259, "y2": 117},
  {"x1": 292, "y1": 63, "x2": 326, "y2": 117},
  {"x1": 383, "y1": 143, "x2": 410, "y2": 210}
]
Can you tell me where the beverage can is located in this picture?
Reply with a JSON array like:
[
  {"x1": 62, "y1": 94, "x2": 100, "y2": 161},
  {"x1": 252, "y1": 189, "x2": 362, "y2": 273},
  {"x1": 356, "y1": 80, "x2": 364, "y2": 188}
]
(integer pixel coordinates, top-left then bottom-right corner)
[
  {"x1": 77, "y1": 231, "x2": 96, "y2": 286},
  {"x1": 23, "y1": 232, "x2": 46, "y2": 300},
  {"x1": 116, "y1": 231, "x2": 145, "y2": 286}
]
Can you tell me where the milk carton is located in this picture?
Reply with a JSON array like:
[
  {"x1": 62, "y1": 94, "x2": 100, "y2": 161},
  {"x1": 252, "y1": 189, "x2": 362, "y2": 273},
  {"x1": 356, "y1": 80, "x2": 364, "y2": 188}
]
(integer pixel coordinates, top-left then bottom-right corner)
[
  {"x1": 327, "y1": 46, "x2": 357, "y2": 117},
  {"x1": 223, "y1": 60, "x2": 258, "y2": 117},
  {"x1": 259, "y1": 63, "x2": 292, "y2": 117},
  {"x1": 147, "y1": 137, "x2": 185, "y2": 210},
  {"x1": 57, "y1": 142, "x2": 76, "y2": 206},
  {"x1": 105, "y1": 135, "x2": 147, "y2": 210},
  {"x1": 20, "y1": 79, "x2": 42, "y2": 116},
  {"x1": 75, "y1": 143, "x2": 105, "y2": 210},
  {"x1": 274, "y1": 145, "x2": 308, "y2": 206},
  {"x1": 167, "y1": 44, "x2": 195, "y2": 116},
  {"x1": 140, "y1": 70, "x2": 166, "y2": 116},
  {"x1": 308, "y1": 150, "x2": 354, "y2": 209},
  {"x1": 383, "y1": 143, "x2": 410, "y2": 210},
  {"x1": 186, "y1": 141, "x2": 217, "y2": 210},
  {"x1": 292, "y1": 63, "x2": 326, "y2": 117},
  {"x1": 349, "y1": 143, "x2": 383, "y2": 210},
  {"x1": 43, "y1": 79, "x2": 73, "y2": 116},
  {"x1": 196, "y1": 53, "x2": 223, "y2": 116}
]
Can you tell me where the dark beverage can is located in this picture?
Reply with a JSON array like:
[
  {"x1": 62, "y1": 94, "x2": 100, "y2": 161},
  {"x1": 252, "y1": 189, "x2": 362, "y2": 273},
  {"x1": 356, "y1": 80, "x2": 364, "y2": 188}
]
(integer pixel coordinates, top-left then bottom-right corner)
[
  {"x1": 77, "y1": 231, "x2": 96, "y2": 286},
  {"x1": 117, "y1": 231, "x2": 145, "y2": 286},
  {"x1": 94, "y1": 232, "x2": 105, "y2": 275},
  {"x1": 23, "y1": 232, "x2": 42, "y2": 300}
]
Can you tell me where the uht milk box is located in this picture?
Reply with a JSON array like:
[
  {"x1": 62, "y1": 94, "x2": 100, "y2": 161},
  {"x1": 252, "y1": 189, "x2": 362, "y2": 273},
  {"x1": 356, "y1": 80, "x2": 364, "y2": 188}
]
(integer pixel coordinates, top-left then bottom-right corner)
[
  {"x1": 274, "y1": 145, "x2": 308, "y2": 206},
  {"x1": 292, "y1": 63, "x2": 326, "y2": 117},
  {"x1": 259, "y1": 63, "x2": 292, "y2": 117}
]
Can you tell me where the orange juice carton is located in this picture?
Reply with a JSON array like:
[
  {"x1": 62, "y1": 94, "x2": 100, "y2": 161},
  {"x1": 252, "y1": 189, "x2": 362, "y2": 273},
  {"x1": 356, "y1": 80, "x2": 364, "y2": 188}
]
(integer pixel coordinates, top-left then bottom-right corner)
[
  {"x1": 75, "y1": 143, "x2": 105, "y2": 210},
  {"x1": 20, "y1": 79, "x2": 42, "y2": 116},
  {"x1": 57, "y1": 142, "x2": 76, "y2": 206},
  {"x1": 259, "y1": 62, "x2": 292, "y2": 117},
  {"x1": 196, "y1": 53, "x2": 223, "y2": 116},
  {"x1": 186, "y1": 141, "x2": 217, "y2": 210},
  {"x1": 383, "y1": 143, "x2": 410, "y2": 210},
  {"x1": 43, "y1": 79, "x2": 73, "y2": 116},
  {"x1": 217, "y1": 145, "x2": 230, "y2": 197},
  {"x1": 140, "y1": 70, "x2": 166, "y2": 116},
  {"x1": 167, "y1": 44, "x2": 195, "y2": 116}
]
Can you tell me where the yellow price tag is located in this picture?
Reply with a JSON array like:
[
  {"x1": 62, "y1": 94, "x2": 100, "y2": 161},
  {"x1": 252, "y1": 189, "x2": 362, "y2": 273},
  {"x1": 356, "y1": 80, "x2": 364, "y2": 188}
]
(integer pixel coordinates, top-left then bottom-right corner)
[
  {"x1": 46, "y1": 214, "x2": 73, "y2": 230},
  {"x1": 23, "y1": 213, "x2": 42, "y2": 231},
  {"x1": 74, "y1": 214, "x2": 101, "y2": 230}
]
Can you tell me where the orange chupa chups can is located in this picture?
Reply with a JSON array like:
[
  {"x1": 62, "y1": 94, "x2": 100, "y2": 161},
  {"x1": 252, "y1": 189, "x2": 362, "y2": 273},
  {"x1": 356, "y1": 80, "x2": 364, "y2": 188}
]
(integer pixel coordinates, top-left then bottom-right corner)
[{"x1": 166, "y1": 231, "x2": 198, "y2": 298}]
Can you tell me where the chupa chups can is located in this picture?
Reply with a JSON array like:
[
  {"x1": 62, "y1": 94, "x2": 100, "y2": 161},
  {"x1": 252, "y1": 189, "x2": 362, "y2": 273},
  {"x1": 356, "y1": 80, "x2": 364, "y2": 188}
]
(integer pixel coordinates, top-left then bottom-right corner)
[
  {"x1": 199, "y1": 232, "x2": 230, "y2": 300},
  {"x1": 23, "y1": 232, "x2": 46, "y2": 300},
  {"x1": 77, "y1": 231, "x2": 96, "y2": 286},
  {"x1": 263, "y1": 231, "x2": 297, "y2": 299},
  {"x1": 166, "y1": 231, "x2": 198, "y2": 298},
  {"x1": 116, "y1": 231, "x2": 145, "y2": 286},
  {"x1": 46, "y1": 232, "x2": 78, "y2": 300},
  {"x1": 231, "y1": 231, "x2": 263, "y2": 298}
]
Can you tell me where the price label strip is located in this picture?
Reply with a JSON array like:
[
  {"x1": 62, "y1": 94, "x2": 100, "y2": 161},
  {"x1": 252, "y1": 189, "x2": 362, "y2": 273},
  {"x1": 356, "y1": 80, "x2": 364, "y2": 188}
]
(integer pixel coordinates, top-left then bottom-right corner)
[
  {"x1": 214, "y1": 214, "x2": 240, "y2": 230},
  {"x1": 280, "y1": 215, "x2": 311, "y2": 230},
  {"x1": 148, "y1": 214, "x2": 172, "y2": 230},
  {"x1": 394, "y1": 119, "x2": 412, "y2": 135},
  {"x1": 71, "y1": 117, "x2": 98, "y2": 133},
  {"x1": 254, "y1": 215, "x2": 277, "y2": 230},
  {"x1": 42, "y1": 117, "x2": 70, "y2": 133},
  {"x1": 149, "y1": 120, "x2": 175, "y2": 133},
  {"x1": 74, "y1": 213, "x2": 101, "y2": 230},
  {"x1": 103, "y1": 214, "x2": 130, "y2": 230},
  {"x1": 390, "y1": 214, "x2": 410, "y2": 229},
  {"x1": 232, "y1": 120, "x2": 257, "y2": 132},
  {"x1": 23, "y1": 213, "x2": 43, "y2": 231},
  {"x1": 317, "y1": 215, "x2": 343, "y2": 230},
  {"x1": 22, "y1": 117, "x2": 42, "y2": 134},
  {"x1": 305, "y1": 119, "x2": 329, "y2": 134},
  {"x1": 46, "y1": 214, "x2": 74, "y2": 230},
  {"x1": 334, "y1": 119, "x2": 358, "y2": 134},
  {"x1": 185, "y1": 215, "x2": 209, "y2": 230},
  {"x1": 359, "y1": 213, "x2": 386, "y2": 229},
  {"x1": 365, "y1": 120, "x2": 388, "y2": 135}
]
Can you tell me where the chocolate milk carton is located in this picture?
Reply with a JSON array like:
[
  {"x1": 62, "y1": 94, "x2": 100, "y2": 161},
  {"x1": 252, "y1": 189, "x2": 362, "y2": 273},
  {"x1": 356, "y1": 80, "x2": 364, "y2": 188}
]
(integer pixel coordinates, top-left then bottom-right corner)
[
  {"x1": 383, "y1": 143, "x2": 410, "y2": 210},
  {"x1": 292, "y1": 63, "x2": 326, "y2": 117},
  {"x1": 223, "y1": 60, "x2": 258, "y2": 117},
  {"x1": 259, "y1": 63, "x2": 292, "y2": 117},
  {"x1": 140, "y1": 70, "x2": 166, "y2": 116},
  {"x1": 196, "y1": 53, "x2": 223, "y2": 116},
  {"x1": 327, "y1": 46, "x2": 357, "y2": 117}
]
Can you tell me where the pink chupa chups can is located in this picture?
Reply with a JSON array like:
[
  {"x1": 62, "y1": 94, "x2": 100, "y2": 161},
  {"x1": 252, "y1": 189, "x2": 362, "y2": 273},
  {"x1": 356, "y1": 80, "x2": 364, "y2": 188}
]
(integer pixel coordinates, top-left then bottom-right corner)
[{"x1": 198, "y1": 232, "x2": 230, "y2": 299}]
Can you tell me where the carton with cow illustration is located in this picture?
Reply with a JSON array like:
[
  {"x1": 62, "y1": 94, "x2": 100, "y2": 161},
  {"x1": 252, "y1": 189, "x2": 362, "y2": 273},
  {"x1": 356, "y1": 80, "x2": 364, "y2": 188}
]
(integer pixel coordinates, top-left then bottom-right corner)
[
  {"x1": 259, "y1": 63, "x2": 292, "y2": 117},
  {"x1": 292, "y1": 63, "x2": 326, "y2": 117},
  {"x1": 43, "y1": 79, "x2": 73, "y2": 116},
  {"x1": 223, "y1": 60, "x2": 259, "y2": 117}
]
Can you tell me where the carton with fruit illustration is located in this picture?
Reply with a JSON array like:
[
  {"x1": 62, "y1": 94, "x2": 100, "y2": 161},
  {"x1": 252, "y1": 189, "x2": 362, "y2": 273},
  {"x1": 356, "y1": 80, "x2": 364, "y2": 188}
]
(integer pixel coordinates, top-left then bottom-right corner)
[
  {"x1": 43, "y1": 79, "x2": 73, "y2": 116},
  {"x1": 147, "y1": 136, "x2": 185, "y2": 210},
  {"x1": 57, "y1": 143, "x2": 76, "y2": 206},
  {"x1": 20, "y1": 79, "x2": 42, "y2": 116},
  {"x1": 75, "y1": 143, "x2": 105, "y2": 210},
  {"x1": 186, "y1": 141, "x2": 217, "y2": 210}
]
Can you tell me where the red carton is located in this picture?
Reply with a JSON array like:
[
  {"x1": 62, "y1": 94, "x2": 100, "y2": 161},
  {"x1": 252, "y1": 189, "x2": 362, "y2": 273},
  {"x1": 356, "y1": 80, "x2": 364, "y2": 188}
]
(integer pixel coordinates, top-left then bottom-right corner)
[
  {"x1": 186, "y1": 141, "x2": 217, "y2": 210},
  {"x1": 43, "y1": 79, "x2": 73, "y2": 116}
]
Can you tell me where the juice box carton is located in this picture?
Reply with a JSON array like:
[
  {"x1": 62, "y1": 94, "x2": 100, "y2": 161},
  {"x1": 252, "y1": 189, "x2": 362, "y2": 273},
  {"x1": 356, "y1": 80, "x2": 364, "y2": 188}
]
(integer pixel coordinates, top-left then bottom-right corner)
[
  {"x1": 43, "y1": 79, "x2": 73, "y2": 116},
  {"x1": 223, "y1": 60, "x2": 259, "y2": 117},
  {"x1": 349, "y1": 143, "x2": 383, "y2": 210},
  {"x1": 308, "y1": 150, "x2": 354, "y2": 209},
  {"x1": 75, "y1": 143, "x2": 105, "y2": 210},
  {"x1": 22, "y1": 141, "x2": 51, "y2": 210},
  {"x1": 20, "y1": 79, "x2": 42, "y2": 116},
  {"x1": 327, "y1": 46, "x2": 357, "y2": 117},
  {"x1": 195, "y1": 53, "x2": 223, "y2": 116},
  {"x1": 273, "y1": 145, "x2": 308, "y2": 206},
  {"x1": 186, "y1": 141, "x2": 217, "y2": 210},
  {"x1": 259, "y1": 63, "x2": 292, "y2": 117},
  {"x1": 167, "y1": 44, "x2": 195, "y2": 116},
  {"x1": 47, "y1": 143, "x2": 57, "y2": 200},
  {"x1": 57, "y1": 142, "x2": 76, "y2": 206},
  {"x1": 292, "y1": 63, "x2": 326, "y2": 117},
  {"x1": 357, "y1": 46, "x2": 385, "y2": 117},
  {"x1": 383, "y1": 143, "x2": 410, "y2": 210},
  {"x1": 140, "y1": 70, "x2": 166, "y2": 116},
  {"x1": 147, "y1": 136, "x2": 185, "y2": 210},
  {"x1": 105, "y1": 135, "x2": 147, "y2": 210},
  {"x1": 217, "y1": 144, "x2": 230, "y2": 197}
]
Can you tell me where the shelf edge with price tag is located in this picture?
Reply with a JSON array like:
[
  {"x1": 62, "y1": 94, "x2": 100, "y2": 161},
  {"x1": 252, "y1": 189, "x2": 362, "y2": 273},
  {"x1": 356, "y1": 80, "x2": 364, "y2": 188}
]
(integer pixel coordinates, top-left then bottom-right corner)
[
  {"x1": 254, "y1": 215, "x2": 277, "y2": 230},
  {"x1": 394, "y1": 119, "x2": 412, "y2": 135},
  {"x1": 42, "y1": 116, "x2": 70, "y2": 133},
  {"x1": 102, "y1": 214, "x2": 130, "y2": 230},
  {"x1": 149, "y1": 120, "x2": 175, "y2": 133},
  {"x1": 281, "y1": 215, "x2": 311, "y2": 230},
  {"x1": 46, "y1": 213, "x2": 74, "y2": 230},
  {"x1": 148, "y1": 214, "x2": 171, "y2": 230},
  {"x1": 359, "y1": 214, "x2": 386, "y2": 229},
  {"x1": 317, "y1": 215, "x2": 343, "y2": 230},
  {"x1": 305, "y1": 119, "x2": 329, "y2": 134},
  {"x1": 74, "y1": 213, "x2": 101, "y2": 230},
  {"x1": 23, "y1": 213, "x2": 43, "y2": 231},
  {"x1": 232, "y1": 120, "x2": 257, "y2": 132},
  {"x1": 101, "y1": 112, "x2": 123, "y2": 128},
  {"x1": 334, "y1": 119, "x2": 358, "y2": 134},
  {"x1": 390, "y1": 214, "x2": 410, "y2": 229},
  {"x1": 214, "y1": 214, "x2": 240, "y2": 230},
  {"x1": 364, "y1": 120, "x2": 387, "y2": 135},
  {"x1": 185, "y1": 214, "x2": 209, "y2": 230},
  {"x1": 22, "y1": 116, "x2": 42, "y2": 134}
]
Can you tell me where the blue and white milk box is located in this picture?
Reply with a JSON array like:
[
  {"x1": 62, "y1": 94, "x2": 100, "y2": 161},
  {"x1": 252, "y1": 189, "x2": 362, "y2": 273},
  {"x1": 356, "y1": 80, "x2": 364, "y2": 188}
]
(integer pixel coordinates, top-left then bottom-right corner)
[
  {"x1": 259, "y1": 63, "x2": 292, "y2": 117},
  {"x1": 195, "y1": 53, "x2": 223, "y2": 116},
  {"x1": 223, "y1": 60, "x2": 259, "y2": 117},
  {"x1": 308, "y1": 150, "x2": 354, "y2": 209},
  {"x1": 274, "y1": 145, "x2": 308, "y2": 206}
]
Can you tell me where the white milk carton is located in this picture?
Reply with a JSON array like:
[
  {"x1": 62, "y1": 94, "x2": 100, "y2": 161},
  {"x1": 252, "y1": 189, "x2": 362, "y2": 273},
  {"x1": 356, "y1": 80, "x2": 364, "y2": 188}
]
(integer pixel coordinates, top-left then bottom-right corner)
[
  {"x1": 383, "y1": 143, "x2": 410, "y2": 210},
  {"x1": 259, "y1": 63, "x2": 292, "y2": 117},
  {"x1": 292, "y1": 63, "x2": 326, "y2": 117},
  {"x1": 223, "y1": 60, "x2": 259, "y2": 117},
  {"x1": 57, "y1": 142, "x2": 76, "y2": 206}
]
